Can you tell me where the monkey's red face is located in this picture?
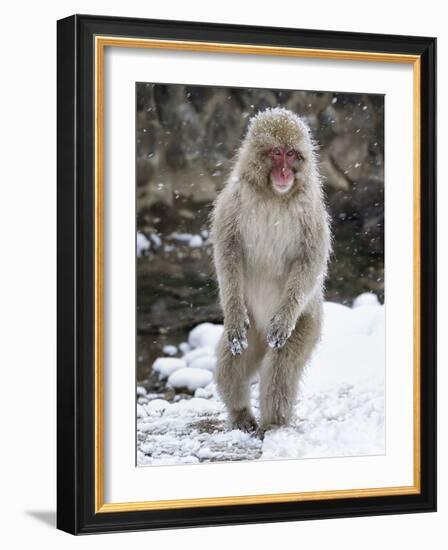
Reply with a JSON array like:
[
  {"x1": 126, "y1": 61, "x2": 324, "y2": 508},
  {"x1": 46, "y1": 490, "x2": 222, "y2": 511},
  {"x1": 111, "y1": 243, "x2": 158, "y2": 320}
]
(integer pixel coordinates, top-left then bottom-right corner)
[{"x1": 268, "y1": 146, "x2": 302, "y2": 194}]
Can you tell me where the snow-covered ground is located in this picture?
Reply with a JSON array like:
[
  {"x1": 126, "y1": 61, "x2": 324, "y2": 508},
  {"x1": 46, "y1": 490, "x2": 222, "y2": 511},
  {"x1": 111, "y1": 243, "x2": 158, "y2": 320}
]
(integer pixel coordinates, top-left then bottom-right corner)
[{"x1": 137, "y1": 293, "x2": 385, "y2": 466}]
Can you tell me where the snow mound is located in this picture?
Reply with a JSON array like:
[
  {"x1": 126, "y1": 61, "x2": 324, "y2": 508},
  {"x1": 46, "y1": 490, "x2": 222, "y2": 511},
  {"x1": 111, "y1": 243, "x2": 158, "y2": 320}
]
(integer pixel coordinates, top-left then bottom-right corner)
[
  {"x1": 351, "y1": 304, "x2": 385, "y2": 336},
  {"x1": 153, "y1": 357, "x2": 186, "y2": 378},
  {"x1": 322, "y1": 302, "x2": 359, "y2": 338},
  {"x1": 136, "y1": 232, "x2": 150, "y2": 257},
  {"x1": 353, "y1": 292, "x2": 380, "y2": 308},
  {"x1": 195, "y1": 386, "x2": 214, "y2": 399},
  {"x1": 169, "y1": 232, "x2": 205, "y2": 248},
  {"x1": 189, "y1": 355, "x2": 217, "y2": 371},
  {"x1": 183, "y1": 346, "x2": 215, "y2": 365},
  {"x1": 168, "y1": 368, "x2": 213, "y2": 392},
  {"x1": 323, "y1": 300, "x2": 384, "y2": 339},
  {"x1": 188, "y1": 323, "x2": 223, "y2": 350},
  {"x1": 162, "y1": 345, "x2": 178, "y2": 356},
  {"x1": 188, "y1": 235, "x2": 203, "y2": 248},
  {"x1": 179, "y1": 342, "x2": 191, "y2": 354},
  {"x1": 150, "y1": 233, "x2": 162, "y2": 248}
]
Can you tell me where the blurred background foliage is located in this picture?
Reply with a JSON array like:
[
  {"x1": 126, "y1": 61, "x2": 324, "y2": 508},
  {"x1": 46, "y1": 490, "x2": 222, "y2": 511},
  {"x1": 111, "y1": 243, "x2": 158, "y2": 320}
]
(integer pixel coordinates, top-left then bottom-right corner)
[{"x1": 136, "y1": 83, "x2": 384, "y2": 381}]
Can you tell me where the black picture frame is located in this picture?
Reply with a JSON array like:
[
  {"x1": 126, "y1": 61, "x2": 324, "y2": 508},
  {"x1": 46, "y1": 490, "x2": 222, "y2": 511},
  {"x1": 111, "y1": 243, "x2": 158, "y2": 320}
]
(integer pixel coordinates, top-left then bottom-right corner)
[{"x1": 57, "y1": 14, "x2": 436, "y2": 535}]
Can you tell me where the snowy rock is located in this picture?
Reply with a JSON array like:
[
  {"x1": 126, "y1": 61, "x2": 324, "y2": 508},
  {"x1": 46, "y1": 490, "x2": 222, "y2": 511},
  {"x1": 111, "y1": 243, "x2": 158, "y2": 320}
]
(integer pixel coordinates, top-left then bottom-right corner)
[
  {"x1": 153, "y1": 357, "x2": 186, "y2": 378},
  {"x1": 188, "y1": 235, "x2": 203, "y2": 248},
  {"x1": 136, "y1": 232, "x2": 150, "y2": 257},
  {"x1": 189, "y1": 355, "x2": 217, "y2": 371},
  {"x1": 168, "y1": 368, "x2": 213, "y2": 392},
  {"x1": 136, "y1": 386, "x2": 147, "y2": 397},
  {"x1": 182, "y1": 346, "x2": 215, "y2": 365},
  {"x1": 353, "y1": 292, "x2": 380, "y2": 308},
  {"x1": 188, "y1": 323, "x2": 223, "y2": 350},
  {"x1": 149, "y1": 233, "x2": 162, "y2": 248},
  {"x1": 179, "y1": 342, "x2": 191, "y2": 354},
  {"x1": 170, "y1": 232, "x2": 193, "y2": 243},
  {"x1": 162, "y1": 344, "x2": 178, "y2": 356},
  {"x1": 194, "y1": 386, "x2": 214, "y2": 399}
]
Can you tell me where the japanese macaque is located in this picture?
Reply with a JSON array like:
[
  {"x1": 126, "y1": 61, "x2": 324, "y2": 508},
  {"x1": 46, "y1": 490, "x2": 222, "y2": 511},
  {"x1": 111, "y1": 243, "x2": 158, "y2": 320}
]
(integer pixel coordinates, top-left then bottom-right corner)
[{"x1": 211, "y1": 107, "x2": 331, "y2": 434}]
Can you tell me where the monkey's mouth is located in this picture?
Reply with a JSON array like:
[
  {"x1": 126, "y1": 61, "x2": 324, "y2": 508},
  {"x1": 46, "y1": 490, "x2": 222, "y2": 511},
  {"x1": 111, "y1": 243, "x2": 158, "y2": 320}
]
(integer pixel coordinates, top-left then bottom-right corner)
[{"x1": 271, "y1": 172, "x2": 295, "y2": 194}]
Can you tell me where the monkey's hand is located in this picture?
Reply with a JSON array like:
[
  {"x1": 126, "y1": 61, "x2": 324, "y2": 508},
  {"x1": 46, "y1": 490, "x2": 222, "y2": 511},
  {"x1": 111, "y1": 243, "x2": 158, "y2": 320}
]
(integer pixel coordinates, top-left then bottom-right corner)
[
  {"x1": 226, "y1": 312, "x2": 250, "y2": 356},
  {"x1": 267, "y1": 311, "x2": 294, "y2": 350},
  {"x1": 226, "y1": 326, "x2": 248, "y2": 356}
]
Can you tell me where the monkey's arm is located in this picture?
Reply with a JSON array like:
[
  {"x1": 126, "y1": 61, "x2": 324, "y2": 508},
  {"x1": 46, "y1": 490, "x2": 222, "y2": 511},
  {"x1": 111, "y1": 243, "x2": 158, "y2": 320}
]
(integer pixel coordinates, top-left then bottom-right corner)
[
  {"x1": 267, "y1": 219, "x2": 330, "y2": 349},
  {"x1": 212, "y1": 192, "x2": 249, "y2": 355}
]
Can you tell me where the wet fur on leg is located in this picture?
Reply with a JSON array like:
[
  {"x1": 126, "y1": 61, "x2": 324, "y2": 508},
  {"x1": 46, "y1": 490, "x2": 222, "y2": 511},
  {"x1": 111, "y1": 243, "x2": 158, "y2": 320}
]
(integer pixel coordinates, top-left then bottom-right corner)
[{"x1": 259, "y1": 307, "x2": 321, "y2": 430}]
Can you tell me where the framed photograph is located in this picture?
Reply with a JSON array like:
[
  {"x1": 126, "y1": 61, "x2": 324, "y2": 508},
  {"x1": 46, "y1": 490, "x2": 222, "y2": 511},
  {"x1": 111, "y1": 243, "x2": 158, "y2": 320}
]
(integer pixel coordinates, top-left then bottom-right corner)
[{"x1": 57, "y1": 14, "x2": 436, "y2": 534}]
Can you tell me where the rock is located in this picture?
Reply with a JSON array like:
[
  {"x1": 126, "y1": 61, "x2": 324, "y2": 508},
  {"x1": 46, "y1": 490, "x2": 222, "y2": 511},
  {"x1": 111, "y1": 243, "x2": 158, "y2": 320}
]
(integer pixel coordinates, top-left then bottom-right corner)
[
  {"x1": 188, "y1": 323, "x2": 224, "y2": 350},
  {"x1": 188, "y1": 355, "x2": 217, "y2": 371},
  {"x1": 152, "y1": 357, "x2": 186, "y2": 378},
  {"x1": 182, "y1": 347, "x2": 215, "y2": 365},
  {"x1": 168, "y1": 368, "x2": 213, "y2": 392},
  {"x1": 162, "y1": 344, "x2": 178, "y2": 356}
]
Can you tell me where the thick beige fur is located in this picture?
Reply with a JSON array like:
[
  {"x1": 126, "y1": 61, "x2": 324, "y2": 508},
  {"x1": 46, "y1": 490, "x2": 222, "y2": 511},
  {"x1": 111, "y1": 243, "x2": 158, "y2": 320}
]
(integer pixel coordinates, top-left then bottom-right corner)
[{"x1": 211, "y1": 107, "x2": 331, "y2": 433}]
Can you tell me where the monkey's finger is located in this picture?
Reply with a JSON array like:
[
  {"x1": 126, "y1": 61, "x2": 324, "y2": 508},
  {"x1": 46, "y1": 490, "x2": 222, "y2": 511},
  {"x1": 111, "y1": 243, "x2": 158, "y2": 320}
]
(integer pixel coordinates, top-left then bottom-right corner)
[
  {"x1": 227, "y1": 330, "x2": 248, "y2": 356},
  {"x1": 231, "y1": 338, "x2": 248, "y2": 355},
  {"x1": 267, "y1": 331, "x2": 288, "y2": 349},
  {"x1": 230, "y1": 338, "x2": 243, "y2": 355}
]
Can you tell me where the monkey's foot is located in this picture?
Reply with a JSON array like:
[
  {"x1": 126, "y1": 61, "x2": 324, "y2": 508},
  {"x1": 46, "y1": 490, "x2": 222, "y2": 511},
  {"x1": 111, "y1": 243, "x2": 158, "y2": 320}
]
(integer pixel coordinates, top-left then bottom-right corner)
[
  {"x1": 227, "y1": 328, "x2": 248, "y2": 356},
  {"x1": 266, "y1": 315, "x2": 293, "y2": 349},
  {"x1": 231, "y1": 408, "x2": 258, "y2": 433}
]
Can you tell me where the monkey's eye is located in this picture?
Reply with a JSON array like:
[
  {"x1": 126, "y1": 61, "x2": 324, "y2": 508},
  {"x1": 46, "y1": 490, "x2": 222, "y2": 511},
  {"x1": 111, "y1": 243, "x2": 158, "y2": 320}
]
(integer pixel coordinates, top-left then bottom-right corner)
[
  {"x1": 272, "y1": 147, "x2": 282, "y2": 156},
  {"x1": 286, "y1": 149, "x2": 296, "y2": 157}
]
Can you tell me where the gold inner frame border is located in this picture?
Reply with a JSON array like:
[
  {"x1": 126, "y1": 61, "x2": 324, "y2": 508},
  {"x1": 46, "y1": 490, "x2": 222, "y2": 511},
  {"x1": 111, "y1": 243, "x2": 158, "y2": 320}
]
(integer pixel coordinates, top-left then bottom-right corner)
[{"x1": 94, "y1": 36, "x2": 421, "y2": 513}]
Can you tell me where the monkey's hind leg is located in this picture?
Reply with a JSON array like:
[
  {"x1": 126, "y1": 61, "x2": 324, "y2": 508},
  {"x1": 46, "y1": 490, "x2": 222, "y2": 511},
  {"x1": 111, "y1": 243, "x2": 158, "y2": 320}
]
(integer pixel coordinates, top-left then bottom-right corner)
[
  {"x1": 259, "y1": 309, "x2": 321, "y2": 431},
  {"x1": 215, "y1": 330, "x2": 263, "y2": 432}
]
